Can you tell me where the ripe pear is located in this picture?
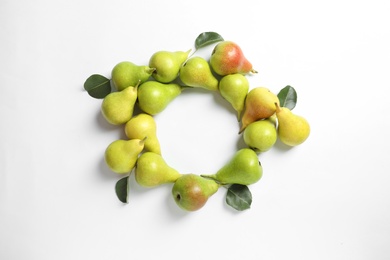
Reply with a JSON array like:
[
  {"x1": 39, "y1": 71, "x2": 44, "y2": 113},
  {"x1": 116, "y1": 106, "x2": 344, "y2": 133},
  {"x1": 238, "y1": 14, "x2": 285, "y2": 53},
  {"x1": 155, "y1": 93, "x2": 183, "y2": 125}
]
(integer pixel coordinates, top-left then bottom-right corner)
[
  {"x1": 149, "y1": 49, "x2": 191, "y2": 83},
  {"x1": 275, "y1": 103, "x2": 310, "y2": 146},
  {"x1": 172, "y1": 174, "x2": 220, "y2": 212},
  {"x1": 218, "y1": 73, "x2": 249, "y2": 120},
  {"x1": 104, "y1": 138, "x2": 145, "y2": 174},
  {"x1": 240, "y1": 87, "x2": 280, "y2": 133},
  {"x1": 179, "y1": 56, "x2": 219, "y2": 91},
  {"x1": 101, "y1": 83, "x2": 138, "y2": 125},
  {"x1": 135, "y1": 152, "x2": 182, "y2": 187},
  {"x1": 243, "y1": 119, "x2": 277, "y2": 153},
  {"x1": 111, "y1": 61, "x2": 155, "y2": 91},
  {"x1": 201, "y1": 148, "x2": 262, "y2": 185},
  {"x1": 124, "y1": 113, "x2": 161, "y2": 155},
  {"x1": 137, "y1": 81, "x2": 183, "y2": 115},
  {"x1": 210, "y1": 41, "x2": 257, "y2": 76}
]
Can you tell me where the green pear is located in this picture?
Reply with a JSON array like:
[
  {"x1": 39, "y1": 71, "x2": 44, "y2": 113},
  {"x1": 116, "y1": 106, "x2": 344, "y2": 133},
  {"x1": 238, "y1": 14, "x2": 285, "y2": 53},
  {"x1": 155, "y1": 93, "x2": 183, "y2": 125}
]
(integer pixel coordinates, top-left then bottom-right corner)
[
  {"x1": 101, "y1": 83, "x2": 138, "y2": 125},
  {"x1": 179, "y1": 56, "x2": 218, "y2": 91},
  {"x1": 202, "y1": 148, "x2": 262, "y2": 185},
  {"x1": 149, "y1": 49, "x2": 191, "y2": 83},
  {"x1": 135, "y1": 152, "x2": 182, "y2": 187},
  {"x1": 111, "y1": 61, "x2": 155, "y2": 91},
  {"x1": 172, "y1": 174, "x2": 220, "y2": 212},
  {"x1": 104, "y1": 138, "x2": 145, "y2": 174},
  {"x1": 243, "y1": 119, "x2": 277, "y2": 153},
  {"x1": 137, "y1": 81, "x2": 183, "y2": 115},
  {"x1": 240, "y1": 87, "x2": 280, "y2": 133},
  {"x1": 275, "y1": 103, "x2": 310, "y2": 146},
  {"x1": 210, "y1": 41, "x2": 257, "y2": 76},
  {"x1": 218, "y1": 73, "x2": 249, "y2": 120},
  {"x1": 124, "y1": 113, "x2": 161, "y2": 155}
]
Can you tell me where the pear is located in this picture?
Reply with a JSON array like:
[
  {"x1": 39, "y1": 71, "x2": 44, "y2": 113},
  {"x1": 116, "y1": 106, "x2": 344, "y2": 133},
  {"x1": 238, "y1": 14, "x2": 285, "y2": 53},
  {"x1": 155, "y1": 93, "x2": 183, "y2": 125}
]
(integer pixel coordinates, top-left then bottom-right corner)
[
  {"x1": 218, "y1": 73, "x2": 249, "y2": 120},
  {"x1": 104, "y1": 138, "x2": 145, "y2": 174},
  {"x1": 275, "y1": 103, "x2": 310, "y2": 146},
  {"x1": 243, "y1": 119, "x2": 277, "y2": 153},
  {"x1": 149, "y1": 49, "x2": 191, "y2": 83},
  {"x1": 137, "y1": 81, "x2": 183, "y2": 115},
  {"x1": 135, "y1": 152, "x2": 182, "y2": 187},
  {"x1": 201, "y1": 148, "x2": 262, "y2": 185},
  {"x1": 240, "y1": 87, "x2": 280, "y2": 133},
  {"x1": 179, "y1": 56, "x2": 219, "y2": 91},
  {"x1": 111, "y1": 61, "x2": 155, "y2": 91},
  {"x1": 124, "y1": 113, "x2": 161, "y2": 155},
  {"x1": 172, "y1": 174, "x2": 220, "y2": 212},
  {"x1": 101, "y1": 83, "x2": 138, "y2": 125},
  {"x1": 210, "y1": 41, "x2": 257, "y2": 76}
]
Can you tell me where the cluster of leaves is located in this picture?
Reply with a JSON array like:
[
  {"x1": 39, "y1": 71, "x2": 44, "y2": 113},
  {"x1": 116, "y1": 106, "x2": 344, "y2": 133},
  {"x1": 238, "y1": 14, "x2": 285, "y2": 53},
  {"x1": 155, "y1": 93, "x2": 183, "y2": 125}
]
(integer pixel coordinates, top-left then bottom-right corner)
[{"x1": 84, "y1": 32, "x2": 297, "y2": 211}]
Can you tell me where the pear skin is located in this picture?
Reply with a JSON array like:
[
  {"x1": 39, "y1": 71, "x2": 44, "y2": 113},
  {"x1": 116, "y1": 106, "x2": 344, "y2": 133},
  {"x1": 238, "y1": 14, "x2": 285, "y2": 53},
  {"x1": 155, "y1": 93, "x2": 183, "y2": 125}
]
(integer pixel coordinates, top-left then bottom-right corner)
[
  {"x1": 172, "y1": 174, "x2": 220, "y2": 211},
  {"x1": 240, "y1": 87, "x2": 280, "y2": 133},
  {"x1": 275, "y1": 103, "x2": 310, "y2": 146},
  {"x1": 243, "y1": 119, "x2": 277, "y2": 153},
  {"x1": 104, "y1": 138, "x2": 145, "y2": 174},
  {"x1": 179, "y1": 56, "x2": 219, "y2": 91},
  {"x1": 137, "y1": 81, "x2": 183, "y2": 115},
  {"x1": 124, "y1": 113, "x2": 161, "y2": 155},
  {"x1": 149, "y1": 49, "x2": 191, "y2": 83},
  {"x1": 210, "y1": 41, "x2": 257, "y2": 76},
  {"x1": 202, "y1": 148, "x2": 262, "y2": 185},
  {"x1": 135, "y1": 152, "x2": 182, "y2": 187},
  {"x1": 111, "y1": 61, "x2": 155, "y2": 91}
]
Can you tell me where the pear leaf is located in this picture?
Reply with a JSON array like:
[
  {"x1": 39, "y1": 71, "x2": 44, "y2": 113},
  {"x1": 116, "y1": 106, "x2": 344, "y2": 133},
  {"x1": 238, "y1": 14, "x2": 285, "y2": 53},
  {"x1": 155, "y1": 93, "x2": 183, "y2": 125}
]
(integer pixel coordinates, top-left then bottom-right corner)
[
  {"x1": 84, "y1": 74, "x2": 111, "y2": 99},
  {"x1": 277, "y1": 85, "x2": 297, "y2": 110},
  {"x1": 115, "y1": 176, "x2": 130, "y2": 204},
  {"x1": 195, "y1": 32, "x2": 224, "y2": 50},
  {"x1": 226, "y1": 184, "x2": 252, "y2": 211}
]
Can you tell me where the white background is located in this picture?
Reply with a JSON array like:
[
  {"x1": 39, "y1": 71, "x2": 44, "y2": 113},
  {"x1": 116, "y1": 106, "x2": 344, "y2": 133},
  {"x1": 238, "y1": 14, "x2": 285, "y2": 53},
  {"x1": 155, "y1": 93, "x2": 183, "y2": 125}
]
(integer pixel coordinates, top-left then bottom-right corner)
[{"x1": 1, "y1": 0, "x2": 390, "y2": 259}]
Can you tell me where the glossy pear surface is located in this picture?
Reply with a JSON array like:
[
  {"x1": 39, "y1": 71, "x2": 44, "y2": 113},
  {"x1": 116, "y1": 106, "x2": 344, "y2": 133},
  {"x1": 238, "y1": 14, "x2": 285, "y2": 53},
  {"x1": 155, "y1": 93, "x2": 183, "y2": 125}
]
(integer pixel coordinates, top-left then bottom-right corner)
[
  {"x1": 179, "y1": 56, "x2": 218, "y2": 91},
  {"x1": 219, "y1": 73, "x2": 249, "y2": 120},
  {"x1": 243, "y1": 119, "x2": 277, "y2": 152},
  {"x1": 240, "y1": 87, "x2": 279, "y2": 133},
  {"x1": 210, "y1": 41, "x2": 256, "y2": 76},
  {"x1": 135, "y1": 152, "x2": 181, "y2": 187},
  {"x1": 202, "y1": 148, "x2": 262, "y2": 185},
  {"x1": 124, "y1": 113, "x2": 161, "y2": 155},
  {"x1": 104, "y1": 139, "x2": 145, "y2": 174},
  {"x1": 137, "y1": 81, "x2": 182, "y2": 115},
  {"x1": 149, "y1": 50, "x2": 191, "y2": 83},
  {"x1": 101, "y1": 85, "x2": 137, "y2": 125},
  {"x1": 111, "y1": 61, "x2": 155, "y2": 91},
  {"x1": 276, "y1": 104, "x2": 310, "y2": 146},
  {"x1": 172, "y1": 174, "x2": 219, "y2": 212}
]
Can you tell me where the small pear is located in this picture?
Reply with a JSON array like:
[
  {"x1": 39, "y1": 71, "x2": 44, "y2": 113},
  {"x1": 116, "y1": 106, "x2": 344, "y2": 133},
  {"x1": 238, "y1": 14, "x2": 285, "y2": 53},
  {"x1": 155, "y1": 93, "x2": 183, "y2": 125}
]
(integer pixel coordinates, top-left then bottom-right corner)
[
  {"x1": 111, "y1": 61, "x2": 155, "y2": 91},
  {"x1": 124, "y1": 113, "x2": 161, "y2": 155},
  {"x1": 210, "y1": 41, "x2": 257, "y2": 76},
  {"x1": 179, "y1": 56, "x2": 219, "y2": 91},
  {"x1": 104, "y1": 138, "x2": 145, "y2": 174},
  {"x1": 172, "y1": 174, "x2": 220, "y2": 212},
  {"x1": 201, "y1": 148, "x2": 262, "y2": 185},
  {"x1": 275, "y1": 103, "x2": 310, "y2": 146},
  {"x1": 218, "y1": 73, "x2": 249, "y2": 120},
  {"x1": 243, "y1": 119, "x2": 277, "y2": 153},
  {"x1": 135, "y1": 152, "x2": 182, "y2": 187},
  {"x1": 240, "y1": 87, "x2": 280, "y2": 133},
  {"x1": 137, "y1": 81, "x2": 183, "y2": 115},
  {"x1": 149, "y1": 49, "x2": 191, "y2": 83},
  {"x1": 101, "y1": 83, "x2": 138, "y2": 125}
]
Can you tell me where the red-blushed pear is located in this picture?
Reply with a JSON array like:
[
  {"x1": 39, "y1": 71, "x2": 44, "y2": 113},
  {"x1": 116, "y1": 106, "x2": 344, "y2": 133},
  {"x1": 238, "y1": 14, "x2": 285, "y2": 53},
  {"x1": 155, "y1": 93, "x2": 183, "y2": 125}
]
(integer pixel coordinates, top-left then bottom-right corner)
[{"x1": 210, "y1": 41, "x2": 257, "y2": 76}]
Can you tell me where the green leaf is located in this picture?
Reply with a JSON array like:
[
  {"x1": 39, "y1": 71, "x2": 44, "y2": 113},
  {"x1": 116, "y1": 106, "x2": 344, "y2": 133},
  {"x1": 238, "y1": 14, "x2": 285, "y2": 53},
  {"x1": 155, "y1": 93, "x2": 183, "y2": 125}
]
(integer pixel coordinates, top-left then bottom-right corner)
[
  {"x1": 277, "y1": 85, "x2": 297, "y2": 110},
  {"x1": 195, "y1": 32, "x2": 224, "y2": 49},
  {"x1": 115, "y1": 176, "x2": 130, "y2": 204},
  {"x1": 84, "y1": 74, "x2": 111, "y2": 99},
  {"x1": 226, "y1": 184, "x2": 252, "y2": 211}
]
